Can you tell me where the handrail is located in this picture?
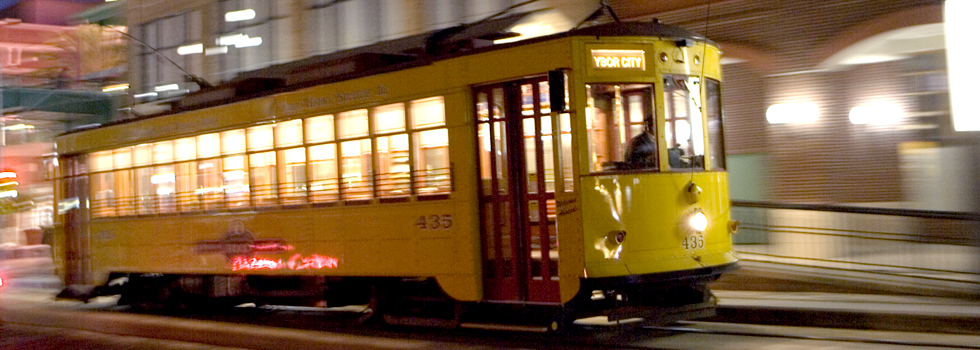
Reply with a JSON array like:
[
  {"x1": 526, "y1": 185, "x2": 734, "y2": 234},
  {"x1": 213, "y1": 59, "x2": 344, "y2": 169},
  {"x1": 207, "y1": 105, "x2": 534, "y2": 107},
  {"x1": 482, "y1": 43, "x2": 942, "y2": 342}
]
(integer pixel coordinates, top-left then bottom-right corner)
[{"x1": 732, "y1": 200, "x2": 980, "y2": 221}]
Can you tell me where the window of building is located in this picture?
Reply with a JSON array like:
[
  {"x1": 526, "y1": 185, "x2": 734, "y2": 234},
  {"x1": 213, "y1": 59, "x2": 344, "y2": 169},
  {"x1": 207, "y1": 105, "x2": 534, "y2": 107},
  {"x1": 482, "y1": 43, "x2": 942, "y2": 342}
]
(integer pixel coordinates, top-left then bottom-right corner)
[
  {"x1": 216, "y1": 0, "x2": 293, "y2": 81},
  {"x1": 139, "y1": 11, "x2": 203, "y2": 94}
]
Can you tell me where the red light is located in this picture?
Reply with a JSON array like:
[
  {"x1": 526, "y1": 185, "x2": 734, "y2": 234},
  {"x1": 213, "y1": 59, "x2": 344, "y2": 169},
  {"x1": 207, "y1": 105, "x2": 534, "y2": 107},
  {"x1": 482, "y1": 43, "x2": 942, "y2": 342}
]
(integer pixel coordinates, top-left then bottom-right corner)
[
  {"x1": 230, "y1": 253, "x2": 339, "y2": 271},
  {"x1": 288, "y1": 254, "x2": 338, "y2": 270},
  {"x1": 231, "y1": 257, "x2": 283, "y2": 271},
  {"x1": 251, "y1": 242, "x2": 295, "y2": 251}
]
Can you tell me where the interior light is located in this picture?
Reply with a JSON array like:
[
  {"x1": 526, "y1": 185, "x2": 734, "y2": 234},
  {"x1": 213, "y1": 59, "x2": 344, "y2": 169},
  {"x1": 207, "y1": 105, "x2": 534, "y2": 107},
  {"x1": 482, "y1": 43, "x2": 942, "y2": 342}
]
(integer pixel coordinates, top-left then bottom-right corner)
[
  {"x1": 225, "y1": 9, "x2": 256, "y2": 22},
  {"x1": 218, "y1": 33, "x2": 247, "y2": 46},
  {"x1": 155, "y1": 84, "x2": 179, "y2": 92},
  {"x1": 849, "y1": 103, "x2": 902, "y2": 125},
  {"x1": 177, "y1": 43, "x2": 204, "y2": 55},
  {"x1": 133, "y1": 92, "x2": 158, "y2": 99},
  {"x1": 2, "y1": 124, "x2": 32, "y2": 131},
  {"x1": 205, "y1": 46, "x2": 229, "y2": 56},
  {"x1": 766, "y1": 102, "x2": 819, "y2": 124},
  {"x1": 150, "y1": 173, "x2": 176, "y2": 184},
  {"x1": 235, "y1": 36, "x2": 263, "y2": 48},
  {"x1": 223, "y1": 170, "x2": 245, "y2": 181},
  {"x1": 102, "y1": 83, "x2": 129, "y2": 92},
  {"x1": 946, "y1": 0, "x2": 980, "y2": 131}
]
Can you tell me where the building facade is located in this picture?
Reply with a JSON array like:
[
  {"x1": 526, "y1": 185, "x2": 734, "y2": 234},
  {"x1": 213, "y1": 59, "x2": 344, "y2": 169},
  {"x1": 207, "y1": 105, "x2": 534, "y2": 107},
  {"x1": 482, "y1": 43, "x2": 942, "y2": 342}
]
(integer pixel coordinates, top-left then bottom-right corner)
[{"x1": 125, "y1": 0, "x2": 963, "y2": 209}]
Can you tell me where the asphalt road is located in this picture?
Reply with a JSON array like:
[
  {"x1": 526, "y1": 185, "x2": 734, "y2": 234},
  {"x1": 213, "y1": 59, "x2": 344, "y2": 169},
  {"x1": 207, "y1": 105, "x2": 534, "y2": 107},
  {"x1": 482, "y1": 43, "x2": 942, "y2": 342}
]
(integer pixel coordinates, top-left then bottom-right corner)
[{"x1": 1, "y1": 323, "x2": 249, "y2": 350}]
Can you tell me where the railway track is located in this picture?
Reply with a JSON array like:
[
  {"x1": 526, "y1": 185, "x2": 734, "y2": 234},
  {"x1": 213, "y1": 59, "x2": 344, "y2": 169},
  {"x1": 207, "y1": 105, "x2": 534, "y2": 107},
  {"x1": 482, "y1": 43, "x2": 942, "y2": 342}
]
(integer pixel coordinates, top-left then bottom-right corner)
[{"x1": 6, "y1": 290, "x2": 980, "y2": 350}]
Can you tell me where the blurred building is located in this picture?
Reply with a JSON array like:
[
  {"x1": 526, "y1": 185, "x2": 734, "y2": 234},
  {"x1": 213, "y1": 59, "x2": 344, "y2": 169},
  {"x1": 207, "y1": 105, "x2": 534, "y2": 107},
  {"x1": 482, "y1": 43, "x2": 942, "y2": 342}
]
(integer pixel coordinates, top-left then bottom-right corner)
[
  {"x1": 612, "y1": 0, "x2": 955, "y2": 210},
  {"x1": 0, "y1": 0, "x2": 121, "y2": 247},
  {"x1": 0, "y1": 0, "x2": 104, "y2": 26},
  {"x1": 120, "y1": 0, "x2": 963, "y2": 210}
]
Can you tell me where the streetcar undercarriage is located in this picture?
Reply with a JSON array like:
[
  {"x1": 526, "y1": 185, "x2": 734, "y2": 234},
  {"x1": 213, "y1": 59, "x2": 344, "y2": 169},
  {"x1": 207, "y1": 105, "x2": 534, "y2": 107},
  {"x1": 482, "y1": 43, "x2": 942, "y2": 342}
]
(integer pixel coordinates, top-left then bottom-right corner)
[{"x1": 58, "y1": 262, "x2": 736, "y2": 332}]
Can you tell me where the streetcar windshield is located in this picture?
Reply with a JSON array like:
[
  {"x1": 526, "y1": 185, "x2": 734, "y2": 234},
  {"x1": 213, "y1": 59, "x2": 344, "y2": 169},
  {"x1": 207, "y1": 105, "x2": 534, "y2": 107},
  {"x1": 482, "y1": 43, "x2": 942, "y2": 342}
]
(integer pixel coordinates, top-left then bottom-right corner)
[
  {"x1": 664, "y1": 75, "x2": 705, "y2": 170},
  {"x1": 586, "y1": 83, "x2": 657, "y2": 172}
]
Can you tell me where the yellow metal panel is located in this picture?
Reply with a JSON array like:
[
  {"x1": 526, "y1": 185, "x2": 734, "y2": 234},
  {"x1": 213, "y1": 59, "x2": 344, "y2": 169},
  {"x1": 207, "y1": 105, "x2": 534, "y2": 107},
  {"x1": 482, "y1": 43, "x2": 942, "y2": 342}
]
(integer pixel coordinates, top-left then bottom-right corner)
[
  {"x1": 57, "y1": 98, "x2": 274, "y2": 154},
  {"x1": 580, "y1": 172, "x2": 735, "y2": 278}
]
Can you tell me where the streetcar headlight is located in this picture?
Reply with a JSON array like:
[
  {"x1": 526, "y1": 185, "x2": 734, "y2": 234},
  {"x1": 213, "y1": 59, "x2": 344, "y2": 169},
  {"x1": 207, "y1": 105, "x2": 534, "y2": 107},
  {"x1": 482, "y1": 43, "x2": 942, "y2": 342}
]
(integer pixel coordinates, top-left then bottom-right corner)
[{"x1": 689, "y1": 211, "x2": 708, "y2": 232}]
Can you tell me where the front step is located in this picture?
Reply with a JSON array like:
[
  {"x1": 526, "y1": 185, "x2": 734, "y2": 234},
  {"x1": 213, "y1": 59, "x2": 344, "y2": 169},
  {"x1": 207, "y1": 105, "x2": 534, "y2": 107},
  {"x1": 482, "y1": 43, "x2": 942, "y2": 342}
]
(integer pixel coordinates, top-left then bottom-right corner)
[{"x1": 460, "y1": 322, "x2": 551, "y2": 333}]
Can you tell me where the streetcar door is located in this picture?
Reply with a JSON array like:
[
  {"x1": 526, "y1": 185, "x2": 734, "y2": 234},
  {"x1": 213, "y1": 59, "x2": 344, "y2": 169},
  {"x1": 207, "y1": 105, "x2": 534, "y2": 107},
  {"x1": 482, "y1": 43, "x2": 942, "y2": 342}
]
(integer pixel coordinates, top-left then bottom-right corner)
[
  {"x1": 61, "y1": 155, "x2": 91, "y2": 285},
  {"x1": 476, "y1": 78, "x2": 560, "y2": 303}
]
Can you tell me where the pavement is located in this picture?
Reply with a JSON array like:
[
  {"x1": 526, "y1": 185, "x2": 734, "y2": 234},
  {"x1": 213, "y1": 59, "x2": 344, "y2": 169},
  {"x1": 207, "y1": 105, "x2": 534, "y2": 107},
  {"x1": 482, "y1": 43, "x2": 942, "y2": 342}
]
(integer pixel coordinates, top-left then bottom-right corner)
[{"x1": 3, "y1": 260, "x2": 980, "y2": 337}]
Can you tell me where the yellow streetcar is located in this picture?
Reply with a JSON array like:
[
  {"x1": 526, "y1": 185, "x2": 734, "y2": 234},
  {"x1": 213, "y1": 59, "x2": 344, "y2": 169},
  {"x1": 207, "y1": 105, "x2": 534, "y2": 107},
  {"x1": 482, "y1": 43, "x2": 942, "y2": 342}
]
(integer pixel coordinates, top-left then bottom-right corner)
[{"x1": 53, "y1": 18, "x2": 737, "y2": 330}]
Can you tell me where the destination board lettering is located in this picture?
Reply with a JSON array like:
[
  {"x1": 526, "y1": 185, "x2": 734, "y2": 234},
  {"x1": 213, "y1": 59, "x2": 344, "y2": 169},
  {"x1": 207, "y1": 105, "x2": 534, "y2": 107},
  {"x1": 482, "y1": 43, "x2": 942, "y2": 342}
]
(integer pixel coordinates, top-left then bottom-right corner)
[{"x1": 591, "y1": 50, "x2": 645, "y2": 70}]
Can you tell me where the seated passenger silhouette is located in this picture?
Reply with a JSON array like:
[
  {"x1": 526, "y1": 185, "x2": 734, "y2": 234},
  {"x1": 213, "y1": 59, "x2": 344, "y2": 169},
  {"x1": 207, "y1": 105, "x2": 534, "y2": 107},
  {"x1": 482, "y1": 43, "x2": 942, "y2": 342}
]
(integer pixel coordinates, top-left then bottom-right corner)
[
  {"x1": 668, "y1": 143, "x2": 689, "y2": 168},
  {"x1": 624, "y1": 132, "x2": 657, "y2": 169}
]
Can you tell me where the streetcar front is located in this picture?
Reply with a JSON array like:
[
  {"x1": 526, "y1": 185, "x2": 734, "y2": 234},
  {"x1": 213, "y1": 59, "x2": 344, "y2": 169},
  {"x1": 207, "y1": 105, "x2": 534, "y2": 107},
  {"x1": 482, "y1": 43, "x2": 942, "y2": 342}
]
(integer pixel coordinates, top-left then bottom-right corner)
[{"x1": 572, "y1": 34, "x2": 737, "y2": 320}]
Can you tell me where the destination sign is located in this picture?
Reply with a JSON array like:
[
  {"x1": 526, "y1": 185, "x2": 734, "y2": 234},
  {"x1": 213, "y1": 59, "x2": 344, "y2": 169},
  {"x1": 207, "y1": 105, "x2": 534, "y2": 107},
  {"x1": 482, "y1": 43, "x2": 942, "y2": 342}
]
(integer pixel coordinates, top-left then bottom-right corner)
[{"x1": 591, "y1": 50, "x2": 645, "y2": 70}]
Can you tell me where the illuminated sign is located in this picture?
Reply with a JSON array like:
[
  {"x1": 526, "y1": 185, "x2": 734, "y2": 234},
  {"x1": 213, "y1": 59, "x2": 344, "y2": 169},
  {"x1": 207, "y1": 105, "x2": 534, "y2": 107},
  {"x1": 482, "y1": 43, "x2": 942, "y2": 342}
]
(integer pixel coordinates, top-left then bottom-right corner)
[
  {"x1": 231, "y1": 254, "x2": 339, "y2": 271},
  {"x1": 591, "y1": 50, "x2": 645, "y2": 70}
]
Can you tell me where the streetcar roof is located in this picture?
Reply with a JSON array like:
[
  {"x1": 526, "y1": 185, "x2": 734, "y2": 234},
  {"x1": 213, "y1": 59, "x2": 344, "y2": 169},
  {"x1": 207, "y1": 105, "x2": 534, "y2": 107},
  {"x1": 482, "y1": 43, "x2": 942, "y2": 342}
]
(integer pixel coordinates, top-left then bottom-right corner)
[{"x1": 73, "y1": 16, "x2": 710, "y2": 133}]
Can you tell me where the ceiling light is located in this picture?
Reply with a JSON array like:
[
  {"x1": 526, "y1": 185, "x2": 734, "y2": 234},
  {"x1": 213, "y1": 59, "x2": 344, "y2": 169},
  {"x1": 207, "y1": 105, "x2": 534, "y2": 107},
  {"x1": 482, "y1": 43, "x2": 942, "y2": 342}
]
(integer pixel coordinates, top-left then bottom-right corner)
[
  {"x1": 946, "y1": 0, "x2": 980, "y2": 131},
  {"x1": 217, "y1": 33, "x2": 247, "y2": 46},
  {"x1": 849, "y1": 103, "x2": 902, "y2": 125},
  {"x1": 177, "y1": 43, "x2": 204, "y2": 55},
  {"x1": 235, "y1": 36, "x2": 262, "y2": 48},
  {"x1": 225, "y1": 9, "x2": 256, "y2": 22},
  {"x1": 766, "y1": 103, "x2": 819, "y2": 124},
  {"x1": 102, "y1": 84, "x2": 129, "y2": 92},
  {"x1": 154, "y1": 84, "x2": 179, "y2": 92}
]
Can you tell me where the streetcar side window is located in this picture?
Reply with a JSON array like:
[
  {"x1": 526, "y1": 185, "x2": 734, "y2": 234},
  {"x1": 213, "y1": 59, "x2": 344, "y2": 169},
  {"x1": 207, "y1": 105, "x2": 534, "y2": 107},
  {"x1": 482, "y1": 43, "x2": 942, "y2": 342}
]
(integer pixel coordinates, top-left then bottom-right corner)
[
  {"x1": 374, "y1": 103, "x2": 410, "y2": 199},
  {"x1": 87, "y1": 96, "x2": 450, "y2": 217},
  {"x1": 587, "y1": 84, "x2": 657, "y2": 172},
  {"x1": 308, "y1": 143, "x2": 338, "y2": 202},
  {"x1": 152, "y1": 141, "x2": 176, "y2": 213},
  {"x1": 88, "y1": 151, "x2": 114, "y2": 218},
  {"x1": 113, "y1": 148, "x2": 134, "y2": 216},
  {"x1": 411, "y1": 97, "x2": 450, "y2": 197},
  {"x1": 705, "y1": 78, "x2": 726, "y2": 170}
]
